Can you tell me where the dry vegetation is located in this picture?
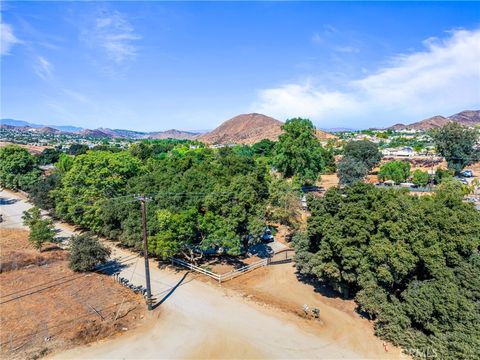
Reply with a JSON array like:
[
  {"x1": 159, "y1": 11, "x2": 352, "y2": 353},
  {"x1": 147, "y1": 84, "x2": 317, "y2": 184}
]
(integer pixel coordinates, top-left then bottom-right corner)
[
  {"x1": 0, "y1": 141, "x2": 50, "y2": 155},
  {"x1": 0, "y1": 228, "x2": 146, "y2": 360}
]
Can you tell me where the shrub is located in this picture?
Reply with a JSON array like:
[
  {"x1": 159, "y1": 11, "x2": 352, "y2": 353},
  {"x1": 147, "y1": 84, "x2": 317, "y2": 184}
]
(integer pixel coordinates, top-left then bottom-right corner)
[
  {"x1": 411, "y1": 169, "x2": 430, "y2": 187},
  {"x1": 378, "y1": 161, "x2": 411, "y2": 184},
  {"x1": 69, "y1": 233, "x2": 111, "y2": 272}
]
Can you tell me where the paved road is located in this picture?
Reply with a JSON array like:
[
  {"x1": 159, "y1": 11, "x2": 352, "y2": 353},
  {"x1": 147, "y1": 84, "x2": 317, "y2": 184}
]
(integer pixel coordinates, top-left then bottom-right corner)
[{"x1": 0, "y1": 190, "x2": 374, "y2": 359}]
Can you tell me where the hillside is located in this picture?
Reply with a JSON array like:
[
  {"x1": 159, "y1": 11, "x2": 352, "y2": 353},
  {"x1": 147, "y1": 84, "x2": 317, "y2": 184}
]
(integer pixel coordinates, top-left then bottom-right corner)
[
  {"x1": 449, "y1": 110, "x2": 480, "y2": 126},
  {"x1": 150, "y1": 129, "x2": 198, "y2": 140},
  {"x1": 386, "y1": 110, "x2": 480, "y2": 131},
  {"x1": 198, "y1": 113, "x2": 335, "y2": 145}
]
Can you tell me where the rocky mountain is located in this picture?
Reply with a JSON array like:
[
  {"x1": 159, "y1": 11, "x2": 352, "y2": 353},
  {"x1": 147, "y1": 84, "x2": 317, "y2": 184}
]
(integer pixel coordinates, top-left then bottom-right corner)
[
  {"x1": 198, "y1": 113, "x2": 335, "y2": 145},
  {"x1": 386, "y1": 110, "x2": 479, "y2": 131},
  {"x1": 77, "y1": 129, "x2": 112, "y2": 138},
  {"x1": 449, "y1": 110, "x2": 480, "y2": 126},
  {"x1": 150, "y1": 129, "x2": 198, "y2": 140},
  {"x1": 38, "y1": 127, "x2": 61, "y2": 134}
]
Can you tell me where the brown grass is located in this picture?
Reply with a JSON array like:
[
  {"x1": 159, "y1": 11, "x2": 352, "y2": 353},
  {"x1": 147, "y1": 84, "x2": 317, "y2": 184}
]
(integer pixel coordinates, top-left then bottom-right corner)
[{"x1": 0, "y1": 229, "x2": 146, "y2": 359}]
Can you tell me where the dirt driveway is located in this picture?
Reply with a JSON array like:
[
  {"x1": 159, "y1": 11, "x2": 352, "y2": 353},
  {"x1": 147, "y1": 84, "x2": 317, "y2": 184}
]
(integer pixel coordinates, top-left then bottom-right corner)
[{"x1": 1, "y1": 190, "x2": 404, "y2": 359}]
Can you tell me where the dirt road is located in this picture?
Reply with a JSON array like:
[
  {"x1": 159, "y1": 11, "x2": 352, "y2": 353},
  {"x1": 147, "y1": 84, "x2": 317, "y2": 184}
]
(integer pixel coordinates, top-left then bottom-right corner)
[{"x1": 1, "y1": 189, "x2": 403, "y2": 359}]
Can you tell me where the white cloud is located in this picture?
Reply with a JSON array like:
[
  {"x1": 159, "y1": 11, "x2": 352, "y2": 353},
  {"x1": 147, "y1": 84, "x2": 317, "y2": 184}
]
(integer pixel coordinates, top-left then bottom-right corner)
[
  {"x1": 84, "y1": 10, "x2": 141, "y2": 64},
  {"x1": 1, "y1": 22, "x2": 21, "y2": 55},
  {"x1": 34, "y1": 56, "x2": 53, "y2": 79},
  {"x1": 254, "y1": 28, "x2": 480, "y2": 128}
]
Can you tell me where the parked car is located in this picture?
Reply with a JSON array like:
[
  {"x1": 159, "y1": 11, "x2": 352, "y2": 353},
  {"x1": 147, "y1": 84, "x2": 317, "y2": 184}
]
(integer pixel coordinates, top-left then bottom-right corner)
[
  {"x1": 261, "y1": 229, "x2": 274, "y2": 243},
  {"x1": 457, "y1": 177, "x2": 469, "y2": 185},
  {"x1": 460, "y1": 169, "x2": 474, "y2": 178}
]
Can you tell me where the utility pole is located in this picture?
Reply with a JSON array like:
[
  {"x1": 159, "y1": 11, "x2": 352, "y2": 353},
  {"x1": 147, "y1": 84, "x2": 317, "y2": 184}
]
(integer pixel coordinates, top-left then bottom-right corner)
[{"x1": 136, "y1": 194, "x2": 153, "y2": 310}]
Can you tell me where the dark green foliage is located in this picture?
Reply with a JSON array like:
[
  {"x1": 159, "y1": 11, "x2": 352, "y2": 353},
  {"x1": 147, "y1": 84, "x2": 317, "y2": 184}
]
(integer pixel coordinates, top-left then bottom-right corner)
[
  {"x1": 0, "y1": 145, "x2": 41, "y2": 190},
  {"x1": 294, "y1": 183, "x2": 480, "y2": 359},
  {"x1": 378, "y1": 161, "x2": 411, "y2": 184},
  {"x1": 273, "y1": 118, "x2": 327, "y2": 184},
  {"x1": 54, "y1": 151, "x2": 143, "y2": 231},
  {"x1": 337, "y1": 156, "x2": 369, "y2": 185},
  {"x1": 266, "y1": 177, "x2": 302, "y2": 227},
  {"x1": 338, "y1": 140, "x2": 381, "y2": 186},
  {"x1": 69, "y1": 233, "x2": 111, "y2": 272},
  {"x1": 343, "y1": 140, "x2": 382, "y2": 170},
  {"x1": 36, "y1": 148, "x2": 61, "y2": 165},
  {"x1": 251, "y1": 139, "x2": 276, "y2": 157},
  {"x1": 22, "y1": 207, "x2": 55, "y2": 251},
  {"x1": 411, "y1": 169, "x2": 430, "y2": 187},
  {"x1": 432, "y1": 123, "x2": 479, "y2": 173},
  {"x1": 125, "y1": 148, "x2": 269, "y2": 256},
  {"x1": 29, "y1": 173, "x2": 62, "y2": 210},
  {"x1": 434, "y1": 168, "x2": 454, "y2": 184},
  {"x1": 129, "y1": 139, "x2": 200, "y2": 160},
  {"x1": 67, "y1": 144, "x2": 89, "y2": 156}
]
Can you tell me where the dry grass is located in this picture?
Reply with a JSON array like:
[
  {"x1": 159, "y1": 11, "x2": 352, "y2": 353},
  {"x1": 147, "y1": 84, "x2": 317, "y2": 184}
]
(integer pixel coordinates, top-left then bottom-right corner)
[{"x1": 0, "y1": 229, "x2": 145, "y2": 359}]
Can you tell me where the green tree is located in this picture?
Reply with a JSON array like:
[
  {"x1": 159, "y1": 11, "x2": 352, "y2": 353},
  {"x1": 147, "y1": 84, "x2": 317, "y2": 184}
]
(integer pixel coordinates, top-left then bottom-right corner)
[
  {"x1": 343, "y1": 140, "x2": 382, "y2": 170},
  {"x1": 434, "y1": 168, "x2": 454, "y2": 184},
  {"x1": 337, "y1": 156, "x2": 369, "y2": 185},
  {"x1": 28, "y1": 173, "x2": 62, "y2": 210},
  {"x1": 378, "y1": 161, "x2": 411, "y2": 184},
  {"x1": 54, "y1": 151, "x2": 142, "y2": 231},
  {"x1": 36, "y1": 148, "x2": 61, "y2": 165},
  {"x1": 251, "y1": 139, "x2": 276, "y2": 157},
  {"x1": 273, "y1": 118, "x2": 326, "y2": 184},
  {"x1": 266, "y1": 177, "x2": 302, "y2": 227},
  {"x1": 22, "y1": 207, "x2": 55, "y2": 251},
  {"x1": 55, "y1": 153, "x2": 74, "y2": 173},
  {"x1": 67, "y1": 144, "x2": 89, "y2": 156},
  {"x1": 69, "y1": 233, "x2": 111, "y2": 272},
  {"x1": 294, "y1": 183, "x2": 480, "y2": 359},
  {"x1": 0, "y1": 145, "x2": 40, "y2": 190},
  {"x1": 411, "y1": 169, "x2": 430, "y2": 187},
  {"x1": 432, "y1": 123, "x2": 479, "y2": 173}
]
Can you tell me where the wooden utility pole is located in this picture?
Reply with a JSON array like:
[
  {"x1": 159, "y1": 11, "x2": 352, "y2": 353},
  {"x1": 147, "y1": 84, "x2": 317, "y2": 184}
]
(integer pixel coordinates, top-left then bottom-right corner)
[{"x1": 137, "y1": 194, "x2": 153, "y2": 310}]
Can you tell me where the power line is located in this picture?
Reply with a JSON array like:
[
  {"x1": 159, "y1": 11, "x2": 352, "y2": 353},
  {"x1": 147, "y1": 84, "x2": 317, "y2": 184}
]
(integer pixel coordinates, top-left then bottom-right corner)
[{"x1": 0, "y1": 255, "x2": 138, "y2": 304}]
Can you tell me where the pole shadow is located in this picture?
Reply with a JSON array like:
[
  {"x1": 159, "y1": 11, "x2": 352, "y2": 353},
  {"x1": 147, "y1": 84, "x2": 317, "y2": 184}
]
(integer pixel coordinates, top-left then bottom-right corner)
[{"x1": 152, "y1": 272, "x2": 189, "y2": 309}]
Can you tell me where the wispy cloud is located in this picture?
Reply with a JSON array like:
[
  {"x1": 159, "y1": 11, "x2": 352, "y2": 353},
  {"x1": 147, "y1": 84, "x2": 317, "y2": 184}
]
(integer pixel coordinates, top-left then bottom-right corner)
[
  {"x1": 253, "y1": 28, "x2": 480, "y2": 128},
  {"x1": 34, "y1": 56, "x2": 53, "y2": 80},
  {"x1": 1, "y1": 22, "x2": 21, "y2": 55},
  {"x1": 83, "y1": 10, "x2": 141, "y2": 64}
]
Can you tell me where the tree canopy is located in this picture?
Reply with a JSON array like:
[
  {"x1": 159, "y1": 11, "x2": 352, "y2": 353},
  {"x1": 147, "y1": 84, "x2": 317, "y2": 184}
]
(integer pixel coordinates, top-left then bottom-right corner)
[
  {"x1": 343, "y1": 140, "x2": 382, "y2": 170},
  {"x1": 0, "y1": 145, "x2": 41, "y2": 190},
  {"x1": 432, "y1": 123, "x2": 479, "y2": 173},
  {"x1": 338, "y1": 140, "x2": 382, "y2": 185},
  {"x1": 294, "y1": 183, "x2": 480, "y2": 359},
  {"x1": 273, "y1": 118, "x2": 327, "y2": 184},
  {"x1": 337, "y1": 156, "x2": 369, "y2": 185},
  {"x1": 378, "y1": 160, "x2": 411, "y2": 184},
  {"x1": 54, "y1": 151, "x2": 143, "y2": 230}
]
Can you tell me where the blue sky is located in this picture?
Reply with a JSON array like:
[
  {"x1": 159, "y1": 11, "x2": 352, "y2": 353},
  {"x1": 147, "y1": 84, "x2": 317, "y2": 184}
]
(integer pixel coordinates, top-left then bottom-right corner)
[{"x1": 1, "y1": 1, "x2": 479, "y2": 131}]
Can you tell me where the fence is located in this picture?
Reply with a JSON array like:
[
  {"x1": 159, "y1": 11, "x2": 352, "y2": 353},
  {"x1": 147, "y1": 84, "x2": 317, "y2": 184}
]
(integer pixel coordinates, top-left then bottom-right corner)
[
  {"x1": 268, "y1": 248, "x2": 295, "y2": 265},
  {"x1": 172, "y1": 257, "x2": 269, "y2": 283}
]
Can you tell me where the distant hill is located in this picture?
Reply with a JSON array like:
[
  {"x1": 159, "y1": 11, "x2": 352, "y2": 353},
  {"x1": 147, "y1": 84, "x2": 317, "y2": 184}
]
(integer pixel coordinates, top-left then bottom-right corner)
[
  {"x1": 1, "y1": 118, "x2": 200, "y2": 140},
  {"x1": 1, "y1": 119, "x2": 83, "y2": 132},
  {"x1": 77, "y1": 129, "x2": 112, "y2": 138},
  {"x1": 448, "y1": 110, "x2": 480, "y2": 126},
  {"x1": 386, "y1": 110, "x2": 480, "y2": 131},
  {"x1": 150, "y1": 129, "x2": 198, "y2": 140},
  {"x1": 198, "y1": 113, "x2": 335, "y2": 145},
  {"x1": 38, "y1": 127, "x2": 61, "y2": 134}
]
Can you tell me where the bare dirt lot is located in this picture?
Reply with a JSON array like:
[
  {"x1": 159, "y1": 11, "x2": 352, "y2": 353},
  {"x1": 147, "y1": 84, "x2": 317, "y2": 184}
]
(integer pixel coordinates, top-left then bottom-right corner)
[
  {"x1": 0, "y1": 229, "x2": 146, "y2": 360},
  {"x1": 0, "y1": 141, "x2": 50, "y2": 155},
  {"x1": 219, "y1": 262, "x2": 404, "y2": 359}
]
